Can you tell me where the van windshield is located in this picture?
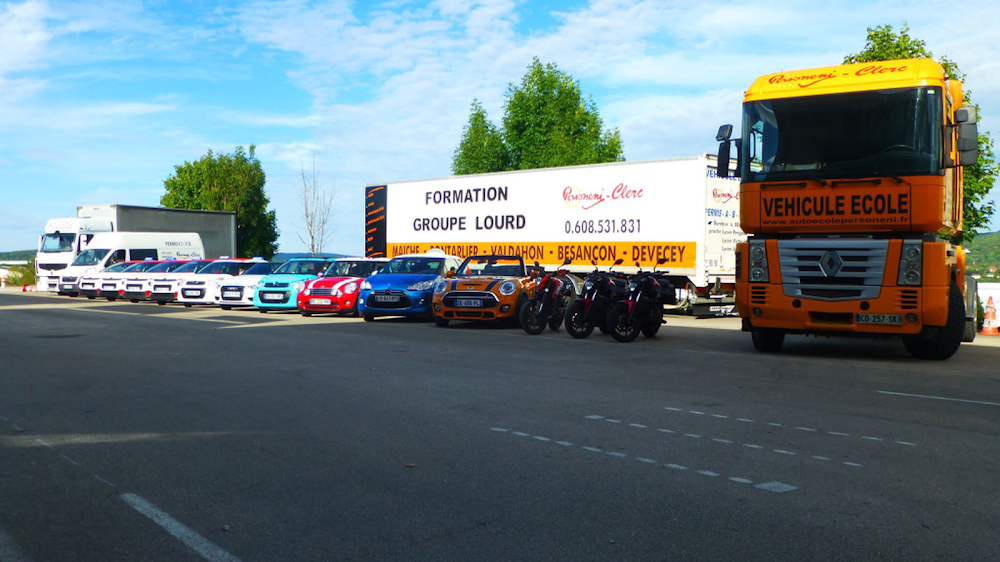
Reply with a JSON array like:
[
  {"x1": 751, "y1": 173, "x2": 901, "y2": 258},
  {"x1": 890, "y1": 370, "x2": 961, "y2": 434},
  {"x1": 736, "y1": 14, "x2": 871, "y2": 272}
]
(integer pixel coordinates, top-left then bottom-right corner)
[
  {"x1": 73, "y1": 249, "x2": 109, "y2": 266},
  {"x1": 40, "y1": 233, "x2": 76, "y2": 253}
]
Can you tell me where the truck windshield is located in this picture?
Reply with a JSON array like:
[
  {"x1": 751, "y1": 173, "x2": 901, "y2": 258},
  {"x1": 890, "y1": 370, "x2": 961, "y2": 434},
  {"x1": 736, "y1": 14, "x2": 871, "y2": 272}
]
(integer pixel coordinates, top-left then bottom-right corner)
[
  {"x1": 72, "y1": 248, "x2": 109, "y2": 266},
  {"x1": 741, "y1": 87, "x2": 943, "y2": 182},
  {"x1": 40, "y1": 233, "x2": 76, "y2": 253}
]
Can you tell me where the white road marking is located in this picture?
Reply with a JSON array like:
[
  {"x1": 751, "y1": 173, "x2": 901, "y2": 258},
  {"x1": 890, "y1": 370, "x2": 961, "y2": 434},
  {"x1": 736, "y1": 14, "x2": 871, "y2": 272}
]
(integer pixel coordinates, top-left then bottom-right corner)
[
  {"x1": 827, "y1": 431, "x2": 850, "y2": 437},
  {"x1": 696, "y1": 470, "x2": 719, "y2": 477},
  {"x1": 711, "y1": 438, "x2": 733, "y2": 444},
  {"x1": 878, "y1": 390, "x2": 1000, "y2": 408},
  {"x1": 663, "y1": 463, "x2": 687, "y2": 470},
  {"x1": 58, "y1": 453, "x2": 82, "y2": 467},
  {"x1": 711, "y1": 414, "x2": 729, "y2": 419},
  {"x1": 582, "y1": 446, "x2": 602, "y2": 453},
  {"x1": 861, "y1": 436, "x2": 883, "y2": 442},
  {"x1": 729, "y1": 477, "x2": 753, "y2": 484},
  {"x1": 843, "y1": 462, "x2": 863, "y2": 468},
  {"x1": 532, "y1": 436, "x2": 550, "y2": 442},
  {"x1": 11, "y1": 424, "x2": 24, "y2": 432},
  {"x1": 0, "y1": 526, "x2": 33, "y2": 562},
  {"x1": 663, "y1": 407, "x2": 682, "y2": 411},
  {"x1": 743, "y1": 444, "x2": 763, "y2": 449},
  {"x1": 556, "y1": 441, "x2": 573, "y2": 446},
  {"x1": 794, "y1": 427, "x2": 817, "y2": 432},
  {"x1": 93, "y1": 475, "x2": 116, "y2": 488},
  {"x1": 773, "y1": 449, "x2": 796, "y2": 456},
  {"x1": 767, "y1": 422, "x2": 784, "y2": 427},
  {"x1": 584, "y1": 415, "x2": 604, "y2": 420},
  {"x1": 688, "y1": 411, "x2": 705, "y2": 415},
  {"x1": 895, "y1": 441, "x2": 916, "y2": 446},
  {"x1": 683, "y1": 433, "x2": 701, "y2": 439},
  {"x1": 34, "y1": 439, "x2": 52, "y2": 448},
  {"x1": 755, "y1": 482, "x2": 798, "y2": 493},
  {"x1": 604, "y1": 419, "x2": 622, "y2": 424},
  {"x1": 736, "y1": 418, "x2": 755, "y2": 423},
  {"x1": 629, "y1": 423, "x2": 647, "y2": 429},
  {"x1": 811, "y1": 455, "x2": 830, "y2": 461},
  {"x1": 607, "y1": 452, "x2": 628, "y2": 458},
  {"x1": 656, "y1": 428, "x2": 675, "y2": 434},
  {"x1": 489, "y1": 427, "x2": 508, "y2": 432},
  {"x1": 511, "y1": 432, "x2": 529, "y2": 437},
  {"x1": 120, "y1": 493, "x2": 244, "y2": 562},
  {"x1": 635, "y1": 457, "x2": 657, "y2": 464}
]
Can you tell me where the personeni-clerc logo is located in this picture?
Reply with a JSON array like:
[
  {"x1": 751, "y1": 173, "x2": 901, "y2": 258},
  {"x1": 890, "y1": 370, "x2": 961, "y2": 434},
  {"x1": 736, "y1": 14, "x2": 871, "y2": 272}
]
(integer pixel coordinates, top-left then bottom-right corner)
[{"x1": 562, "y1": 183, "x2": 643, "y2": 210}]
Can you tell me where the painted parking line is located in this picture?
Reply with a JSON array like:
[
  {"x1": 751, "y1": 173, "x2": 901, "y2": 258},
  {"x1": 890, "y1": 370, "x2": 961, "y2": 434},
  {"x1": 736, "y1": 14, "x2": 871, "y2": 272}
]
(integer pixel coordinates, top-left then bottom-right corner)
[
  {"x1": 490, "y1": 427, "x2": 798, "y2": 493},
  {"x1": 877, "y1": 390, "x2": 1000, "y2": 408},
  {"x1": 662, "y1": 407, "x2": 915, "y2": 446},
  {"x1": 0, "y1": 525, "x2": 34, "y2": 562},
  {"x1": 120, "y1": 493, "x2": 244, "y2": 562}
]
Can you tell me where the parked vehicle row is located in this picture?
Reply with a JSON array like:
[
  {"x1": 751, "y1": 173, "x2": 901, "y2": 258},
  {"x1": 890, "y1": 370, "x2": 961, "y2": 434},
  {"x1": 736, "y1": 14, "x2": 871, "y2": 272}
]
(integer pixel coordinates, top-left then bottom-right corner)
[{"x1": 55, "y1": 249, "x2": 673, "y2": 343}]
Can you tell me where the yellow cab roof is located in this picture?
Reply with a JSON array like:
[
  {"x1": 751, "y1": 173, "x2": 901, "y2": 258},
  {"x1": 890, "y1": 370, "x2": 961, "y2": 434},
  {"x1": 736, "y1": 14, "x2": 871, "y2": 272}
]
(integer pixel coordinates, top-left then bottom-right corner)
[{"x1": 744, "y1": 58, "x2": 947, "y2": 102}]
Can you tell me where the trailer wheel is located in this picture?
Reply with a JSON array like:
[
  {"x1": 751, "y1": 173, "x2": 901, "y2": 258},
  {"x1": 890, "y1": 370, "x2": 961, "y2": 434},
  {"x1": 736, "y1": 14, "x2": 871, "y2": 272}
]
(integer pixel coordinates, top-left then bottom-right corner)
[
  {"x1": 751, "y1": 329, "x2": 784, "y2": 353},
  {"x1": 903, "y1": 283, "x2": 964, "y2": 360}
]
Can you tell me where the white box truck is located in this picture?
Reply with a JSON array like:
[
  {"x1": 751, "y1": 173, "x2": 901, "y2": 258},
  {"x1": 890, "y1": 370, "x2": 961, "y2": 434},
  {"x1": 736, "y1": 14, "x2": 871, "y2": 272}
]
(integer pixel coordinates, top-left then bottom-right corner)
[
  {"x1": 365, "y1": 156, "x2": 746, "y2": 315},
  {"x1": 36, "y1": 204, "x2": 236, "y2": 292}
]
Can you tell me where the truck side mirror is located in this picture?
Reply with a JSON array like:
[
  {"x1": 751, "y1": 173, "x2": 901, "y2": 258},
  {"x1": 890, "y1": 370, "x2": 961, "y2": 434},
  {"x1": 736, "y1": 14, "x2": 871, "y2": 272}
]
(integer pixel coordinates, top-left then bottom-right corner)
[
  {"x1": 955, "y1": 107, "x2": 977, "y2": 124},
  {"x1": 717, "y1": 140, "x2": 731, "y2": 178},
  {"x1": 958, "y1": 122, "x2": 978, "y2": 166}
]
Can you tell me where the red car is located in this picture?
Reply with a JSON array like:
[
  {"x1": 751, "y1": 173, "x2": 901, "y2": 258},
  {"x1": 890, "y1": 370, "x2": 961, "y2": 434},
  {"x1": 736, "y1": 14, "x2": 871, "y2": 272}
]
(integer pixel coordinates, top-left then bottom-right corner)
[{"x1": 297, "y1": 258, "x2": 389, "y2": 316}]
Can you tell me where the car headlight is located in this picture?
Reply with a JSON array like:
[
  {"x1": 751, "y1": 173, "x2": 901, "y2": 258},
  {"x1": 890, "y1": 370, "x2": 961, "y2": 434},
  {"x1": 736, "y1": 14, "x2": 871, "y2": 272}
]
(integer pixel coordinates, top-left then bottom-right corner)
[
  {"x1": 293, "y1": 281, "x2": 305, "y2": 291},
  {"x1": 303, "y1": 287, "x2": 311, "y2": 296},
  {"x1": 498, "y1": 280, "x2": 517, "y2": 295},
  {"x1": 408, "y1": 280, "x2": 435, "y2": 291},
  {"x1": 343, "y1": 282, "x2": 358, "y2": 294},
  {"x1": 361, "y1": 280, "x2": 372, "y2": 290},
  {"x1": 434, "y1": 279, "x2": 448, "y2": 294}
]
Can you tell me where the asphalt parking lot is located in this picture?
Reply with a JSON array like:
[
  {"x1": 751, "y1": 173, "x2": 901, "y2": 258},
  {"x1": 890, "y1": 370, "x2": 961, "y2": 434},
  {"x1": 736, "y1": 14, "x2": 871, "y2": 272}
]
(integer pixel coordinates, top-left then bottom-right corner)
[{"x1": 1, "y1": 290, "x2": 999, "y2": 561}]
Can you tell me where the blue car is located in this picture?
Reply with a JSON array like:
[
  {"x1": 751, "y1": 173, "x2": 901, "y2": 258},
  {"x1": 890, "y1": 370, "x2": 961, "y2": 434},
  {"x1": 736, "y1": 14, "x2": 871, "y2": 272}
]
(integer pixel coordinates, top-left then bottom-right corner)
[
  {"x1": 253, "y1": 257, "x2": 336, "y2": 312},
  {"x1": 359, "y1": 251, "x2": 462, "y2": 321}
]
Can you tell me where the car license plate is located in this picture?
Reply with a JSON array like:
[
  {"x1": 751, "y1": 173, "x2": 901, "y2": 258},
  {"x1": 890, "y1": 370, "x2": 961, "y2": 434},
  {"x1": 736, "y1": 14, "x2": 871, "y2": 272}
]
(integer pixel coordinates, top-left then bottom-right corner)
[
  {"x1": 311, "y1": 298, "x2": 332, "y2": 305},
  {"x1": 62, "y1": 284, "x2": 75, "y2": 290},
  {"x1": 183, "y1": 290, "x2": 200, "y2": 297},
  {"x1": 456, "y1": 299, "x2": 483, "y2": 307},
  {"x1": 154, "y1": 286, "x2": 169, "y2": 292},
  {"x1": 374, "y1": 295, "x2": 400, "y2": 303},
  {"x1": 102, "y1": 284, "x2": 115, "y2": 290},
  {"x1": 127, "y1": 285, "x2": 140, "y2": 291},
  {"x1": 223, "y1": 291, "x2": 241, "y2": 298},
  {"x1": 263, "y1": 293, "x2": 283, "y2": 301},
  {"x1": 856, "y1": 314, "x2": 903, "y2": 325}
]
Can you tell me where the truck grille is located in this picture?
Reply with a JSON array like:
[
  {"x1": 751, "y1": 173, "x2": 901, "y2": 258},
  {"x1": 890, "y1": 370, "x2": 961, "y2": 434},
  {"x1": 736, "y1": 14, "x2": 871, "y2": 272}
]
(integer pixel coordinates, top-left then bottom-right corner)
[
  {"x1": 778, "y1": 238, "x2": 888, "y2": 301},
  {"x1": 750, "y1": 285, "x2": 768, "y2": 305},
  {"x1": 39, "y1": 263, "x2": 67, "y2": 271},
  {"x1": 898, "y1": 289, "x2": 919, "y2": 310}
]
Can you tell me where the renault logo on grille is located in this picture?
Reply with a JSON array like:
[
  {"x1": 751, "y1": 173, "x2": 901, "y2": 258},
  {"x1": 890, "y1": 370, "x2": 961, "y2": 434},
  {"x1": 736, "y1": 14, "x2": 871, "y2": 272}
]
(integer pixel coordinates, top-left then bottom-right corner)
[{"x1": 819, "y1": 251, "x2": 843, "y2": 277}]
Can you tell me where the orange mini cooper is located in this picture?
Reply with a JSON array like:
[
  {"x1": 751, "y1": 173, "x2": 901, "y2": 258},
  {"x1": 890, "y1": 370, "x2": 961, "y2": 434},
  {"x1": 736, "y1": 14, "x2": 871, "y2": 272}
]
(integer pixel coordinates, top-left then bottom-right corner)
[{"x1": 432, "y1": 254, "x2": 532, "y2": 327}]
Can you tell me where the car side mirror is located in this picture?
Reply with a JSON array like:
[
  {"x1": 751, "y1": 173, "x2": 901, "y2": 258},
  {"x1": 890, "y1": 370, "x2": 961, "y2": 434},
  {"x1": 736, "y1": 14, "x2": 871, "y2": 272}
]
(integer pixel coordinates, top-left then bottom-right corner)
[{"x1": 445, "y1": 269, "x2": 455, "y2": 278}]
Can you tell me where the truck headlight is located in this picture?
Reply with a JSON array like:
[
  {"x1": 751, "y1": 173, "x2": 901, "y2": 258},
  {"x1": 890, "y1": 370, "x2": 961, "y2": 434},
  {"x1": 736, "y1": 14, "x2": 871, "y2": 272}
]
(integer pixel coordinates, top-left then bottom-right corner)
[
  {"x1": 499, "y1": 281, "x2": 517, "y2": 295},
  {"x1": 898, "y1": 240, "x2": 922, "y2": 286},
  {"x1": 748, "y1": 240, "x2": 769, "y2": 283},
  {"x1": 408, "y1": 280, "x2": 435, "y2": 291},
  {"x1": 361, "y1": 280, "x2": 372, "y2": 290}
]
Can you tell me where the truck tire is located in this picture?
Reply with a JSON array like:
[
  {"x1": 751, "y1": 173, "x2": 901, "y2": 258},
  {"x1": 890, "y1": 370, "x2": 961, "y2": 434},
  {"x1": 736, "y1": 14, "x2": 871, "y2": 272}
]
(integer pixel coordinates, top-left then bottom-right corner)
[
  {"x1": 962, "y1": 318, "x2": 977, "y2": 343},
  {"x1": 751, "y1": 329, "x2": 784, "y2": 353},
  {"x1": 903, "y1": 283, "x2": 964, "y2": 360}
]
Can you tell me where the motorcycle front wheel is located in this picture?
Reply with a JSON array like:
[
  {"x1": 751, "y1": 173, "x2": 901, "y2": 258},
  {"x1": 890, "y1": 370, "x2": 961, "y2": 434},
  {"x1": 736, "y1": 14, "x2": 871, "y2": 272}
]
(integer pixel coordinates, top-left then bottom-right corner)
[
  {"x1": 520, "y1": 300, "x2": 547, "y2": 335},
  {"x1": 607, "y1": 301, "x2": 640, "y2": 342},
  {"x1": 565, "y1": 300, "x2": 594, "y2": 339},
  {"x1": 642, "y1": 303, "x2": 663, "y2": 338}
]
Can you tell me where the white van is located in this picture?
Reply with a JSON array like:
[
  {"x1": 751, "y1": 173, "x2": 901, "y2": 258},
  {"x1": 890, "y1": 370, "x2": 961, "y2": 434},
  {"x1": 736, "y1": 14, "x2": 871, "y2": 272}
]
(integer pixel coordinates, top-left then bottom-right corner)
[{"x1": 57, "y1": 232, "x2": 205, "y2": 296}]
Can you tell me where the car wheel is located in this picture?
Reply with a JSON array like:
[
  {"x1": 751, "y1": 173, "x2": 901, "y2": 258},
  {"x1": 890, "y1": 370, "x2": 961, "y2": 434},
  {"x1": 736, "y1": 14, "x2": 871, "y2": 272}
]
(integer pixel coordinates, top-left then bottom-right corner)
[
  {"x1": 364, "y1": 313, "x2": 375, "y2": 322},
  {"x1": 434, "y1": 316, "x2": 450, "y2": 327},
  {"x1": 301, "y1": 312, "x2": 312, "y2": 317}
]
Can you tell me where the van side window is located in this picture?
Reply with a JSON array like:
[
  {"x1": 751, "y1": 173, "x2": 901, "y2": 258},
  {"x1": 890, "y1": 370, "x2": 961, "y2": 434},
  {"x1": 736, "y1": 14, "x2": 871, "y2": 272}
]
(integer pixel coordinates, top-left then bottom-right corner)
[
  {"x1": 108, "y1": 250, "x2": 127, "y2": 265},
  {"x1": 130, "y1": 249, "x2": 158, "y2": 261}
]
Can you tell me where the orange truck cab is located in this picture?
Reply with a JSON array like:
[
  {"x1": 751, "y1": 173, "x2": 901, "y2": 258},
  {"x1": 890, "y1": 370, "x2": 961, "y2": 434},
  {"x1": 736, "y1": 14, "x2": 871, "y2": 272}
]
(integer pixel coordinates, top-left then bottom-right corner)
[{"x1": 716, "y1": 59, "x2": 980, "y2": 359}]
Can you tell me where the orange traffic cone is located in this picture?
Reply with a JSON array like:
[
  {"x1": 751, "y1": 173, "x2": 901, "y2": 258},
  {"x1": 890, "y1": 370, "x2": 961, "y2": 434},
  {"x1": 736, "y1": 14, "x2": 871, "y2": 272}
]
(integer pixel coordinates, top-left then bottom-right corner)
[{"x1": 982, "y1": 297, "x2": 999, "y2": 336}]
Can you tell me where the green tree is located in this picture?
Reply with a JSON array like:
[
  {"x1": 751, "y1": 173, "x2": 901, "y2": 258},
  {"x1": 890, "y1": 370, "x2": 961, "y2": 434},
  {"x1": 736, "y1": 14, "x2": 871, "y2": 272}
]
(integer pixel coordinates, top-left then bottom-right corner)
[
  {"x1": 452, "y1": 100, "x2": 509, "y2": 175},
  {"x1": 845, "y1": 23, "x2": 998, "y2": 244},
  {"x1": 161, "y1": 145, "x2": 279, "y2": 259},
  {"x1": 452, "y1": 58, "x2": 623, "y2": 174}
]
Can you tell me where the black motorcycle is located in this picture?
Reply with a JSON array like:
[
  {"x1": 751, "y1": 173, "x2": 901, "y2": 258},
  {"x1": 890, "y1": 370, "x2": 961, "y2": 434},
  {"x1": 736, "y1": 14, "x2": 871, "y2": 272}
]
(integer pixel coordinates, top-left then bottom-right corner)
[
  {"x1": 565, "y1": 258, "x2": 626, "y2": 339},
  {"x1": 606, "y1": 258, "x2": 670, "y2": 342},
  {"x1": 520, "y1": 261, "x2": 573, "y2": 335}
]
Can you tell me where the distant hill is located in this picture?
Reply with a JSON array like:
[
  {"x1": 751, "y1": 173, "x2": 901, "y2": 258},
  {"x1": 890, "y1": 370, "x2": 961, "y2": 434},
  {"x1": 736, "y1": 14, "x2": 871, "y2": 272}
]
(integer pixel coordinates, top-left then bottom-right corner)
[
  {"x1": 964, "y1": 231, "x2": 1000, "y2": 274},
  {"x1": 0, "y1": 250, "x2": 34, "y2": 261}
]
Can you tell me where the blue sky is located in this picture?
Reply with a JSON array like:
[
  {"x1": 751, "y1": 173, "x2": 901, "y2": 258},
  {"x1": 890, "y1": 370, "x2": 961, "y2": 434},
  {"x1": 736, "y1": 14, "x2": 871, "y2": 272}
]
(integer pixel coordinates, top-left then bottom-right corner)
[{"x1": 2, "y1": 0, "x2": 999, "y2": 254}]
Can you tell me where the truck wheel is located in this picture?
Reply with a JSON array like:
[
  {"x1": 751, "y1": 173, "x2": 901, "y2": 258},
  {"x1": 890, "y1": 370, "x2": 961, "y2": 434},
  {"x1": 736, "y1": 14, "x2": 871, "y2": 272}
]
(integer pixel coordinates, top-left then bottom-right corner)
[
  {"x1": 962, "y1": 318, "x2": 977, "y2": 343},
  {"x1": 434, "y1": 316, "x2": 449, "y2": 328},
  {"x1": 751, "y1": 329, "x2": 784, "y2": 353},
  {"x1": 903, "y1": 283, "x2": 965, "y2": 360}
]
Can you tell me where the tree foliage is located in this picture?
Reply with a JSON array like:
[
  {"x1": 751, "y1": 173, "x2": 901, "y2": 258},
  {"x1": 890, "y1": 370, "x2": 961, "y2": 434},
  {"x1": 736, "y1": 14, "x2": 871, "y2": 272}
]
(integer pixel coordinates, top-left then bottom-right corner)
[
  {"x1": 161, "y1": 145, "x2": 279, "y2": 259},
  {"x1": 452, "y1": 58, "x2": 623, "y2": 175},
  {"x1": 845, "y1": 23, "x2": 998, "y2": 244}
]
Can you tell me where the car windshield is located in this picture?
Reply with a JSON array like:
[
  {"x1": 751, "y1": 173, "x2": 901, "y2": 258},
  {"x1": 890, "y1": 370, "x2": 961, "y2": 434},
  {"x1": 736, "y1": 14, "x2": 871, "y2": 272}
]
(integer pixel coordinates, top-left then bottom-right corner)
[
  {"x1": 242, "y1": 262, "x2": 275, "y2": 276},
  {"x1": 457, "y1": 256, "x2": 525, "y2": 277},
  {"x1": 102, "y1": 262, "x2": 131, "y2": 273},
  {"x1": 742, "y1": 87, "x2": 943, "y2": 182},
  {"x1": 198, "y1": 262, "x2": 255, "y2": 275},
  {"x1": 382, "y1": 257, "x2": 442, "y2": 275},
  {"x1": 146, "y1": 262, "x2": 186, "y2": 273},
  {"x1": 40, "y1": 232, "x2": 76, "y2": 253},
  {"x1": 324, "y1": 261, "x2": 383, "y2": 278},
  {"x1": 123, "y1": 262, "x2": 159, "y2": 273},
  {"x1": 173, "y1": 261, "x2": 210, "y2": 273},
  {"x1": 72, "y1": 248, "x2": 109, "y2": 266},
  {"x1": 273, "y1": 260, "x2": 327, "y2": 275}
]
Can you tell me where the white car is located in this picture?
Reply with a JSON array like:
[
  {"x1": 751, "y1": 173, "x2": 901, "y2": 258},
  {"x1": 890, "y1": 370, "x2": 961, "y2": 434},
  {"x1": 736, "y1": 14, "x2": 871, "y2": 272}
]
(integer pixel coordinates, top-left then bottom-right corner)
[
  {"x1": 78, "y1": 261, "x2": 141, "y2": 299},
  {"x1": 214, "y1": 262, "x2": 278, "y2": 309},
  {"x1": 177, "y1": 259, "x2": 267, "y2": 307},
  {"x1": 120, "y1": 260, "x2": 193, "y2": 302},
  {"x1": 78, "y1": 260, "x2": 161, "y2": 301},
  {"x1": 147, "y1": 259, "x2": 216, "y2": 305}
]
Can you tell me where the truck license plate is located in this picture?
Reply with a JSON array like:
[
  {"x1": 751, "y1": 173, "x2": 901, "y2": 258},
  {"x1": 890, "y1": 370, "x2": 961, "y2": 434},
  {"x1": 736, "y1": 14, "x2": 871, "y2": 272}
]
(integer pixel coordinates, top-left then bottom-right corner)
[
  {"x1": 456, "y1": 299, "x2": 483, "y2": 307},
  {"x1": 374, "y1": 295, "x2": 400, "y2": 303},
  {"x1": 856, "y1": 314, "x2": 903, "y2": 325},
  {"x1": 262, "y1": 293, "x2": 283, "y2": 301},
  {"x1": 311, "y1": 298, "x2": 332, "y2": 305},
  {"x1": 223, "y1": 291, "x2": 241, "y2": 298}
]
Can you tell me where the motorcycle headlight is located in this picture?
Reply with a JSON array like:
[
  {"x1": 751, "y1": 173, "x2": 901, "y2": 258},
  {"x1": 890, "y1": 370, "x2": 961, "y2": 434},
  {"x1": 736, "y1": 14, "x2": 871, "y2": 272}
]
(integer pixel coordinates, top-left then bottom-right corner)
[
  {"x1": 361, "y1": 280, "x2": 372, "y2": 291},
  {"x1": 628, "y1": 282, "x2": 638, "y2": 291},
  {"x1": 584, "y1": 280, "x2": 594, "y2": 291},
  {"x1": 408, "y1": 279, "x2": 435, "y2": 291},
  {"x1": 293, "y1": 281, "x2": 305, "y2": 291},
  {"x1": 434, "y1": 279, "x2": 448, "y2": 294},
  {"x1": 343, "y1": 282, "x2": 358, "y2": 294},
  {"x1": 498, "y1": 280, "x2": 517, "y2": 295}
]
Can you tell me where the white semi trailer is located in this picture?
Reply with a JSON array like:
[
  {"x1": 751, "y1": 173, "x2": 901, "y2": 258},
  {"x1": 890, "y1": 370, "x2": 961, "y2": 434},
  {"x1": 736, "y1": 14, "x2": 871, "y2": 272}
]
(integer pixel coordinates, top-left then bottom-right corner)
[
  {"x1": 365, "y1": 156, "x2": 746, "y2": 315},
  {"x1": 36, "y1": 204, "x2": 236, "y2": 292}
]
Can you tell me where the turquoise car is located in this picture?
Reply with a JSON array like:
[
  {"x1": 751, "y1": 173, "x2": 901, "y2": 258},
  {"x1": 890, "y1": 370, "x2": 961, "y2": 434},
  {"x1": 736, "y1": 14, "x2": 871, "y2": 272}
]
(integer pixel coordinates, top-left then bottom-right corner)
[{"x1": 253, "y1": 258, "x2": 336, "y2": 312}]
